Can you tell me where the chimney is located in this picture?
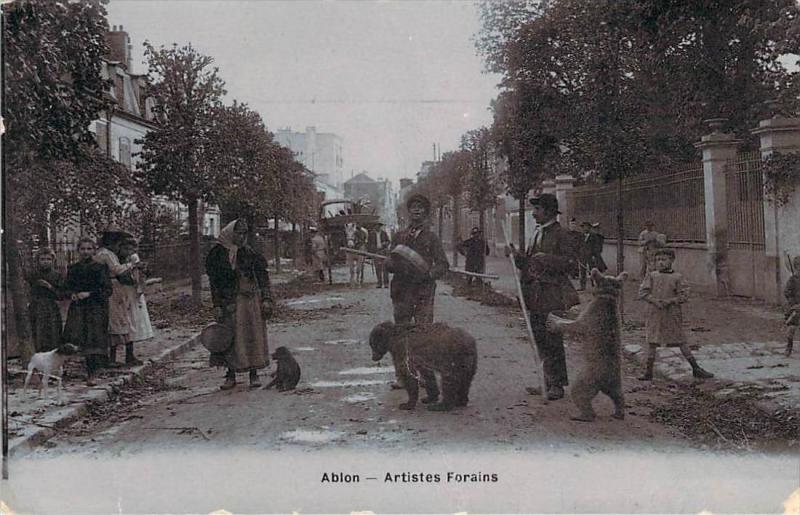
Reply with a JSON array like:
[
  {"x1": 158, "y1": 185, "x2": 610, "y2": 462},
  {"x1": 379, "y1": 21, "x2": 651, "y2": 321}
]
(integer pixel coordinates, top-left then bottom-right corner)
[{"x1": 106, "y1": 25, "x2": 130, "y2": 69}]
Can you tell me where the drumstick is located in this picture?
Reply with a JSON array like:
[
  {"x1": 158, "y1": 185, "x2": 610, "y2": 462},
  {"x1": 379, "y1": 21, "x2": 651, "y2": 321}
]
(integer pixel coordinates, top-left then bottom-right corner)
[
  {"x1": 340, "y1": 247, "x2": 388, "y2": 260},
  {"x1": 450, "y1": 269, "x2": 500, "y2": 280}
]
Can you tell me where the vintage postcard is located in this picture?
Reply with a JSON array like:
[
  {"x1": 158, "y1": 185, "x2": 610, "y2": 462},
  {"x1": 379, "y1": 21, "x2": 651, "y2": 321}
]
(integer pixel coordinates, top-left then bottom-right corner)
[{"x1": 1, "y1": 0, "x2": 799, "y2": 513}]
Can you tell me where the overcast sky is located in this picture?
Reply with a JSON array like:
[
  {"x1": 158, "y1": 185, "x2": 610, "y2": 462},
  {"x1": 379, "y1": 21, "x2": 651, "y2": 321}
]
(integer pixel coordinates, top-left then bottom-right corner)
[{"x1": 107, "y1": 0, "x2": 502, "y2": 186}]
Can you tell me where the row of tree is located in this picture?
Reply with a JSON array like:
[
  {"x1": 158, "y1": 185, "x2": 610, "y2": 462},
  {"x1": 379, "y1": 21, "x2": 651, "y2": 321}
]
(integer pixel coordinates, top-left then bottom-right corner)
[
  {"x1": 406, "y1": 0, "x2": 799, "y2": 273},
  {"x1": 3, "y1": 0, "x2": 317, "y2": 358},
  {"x1": 472, "y1": 0, "x2": 799, "y2": 263}
]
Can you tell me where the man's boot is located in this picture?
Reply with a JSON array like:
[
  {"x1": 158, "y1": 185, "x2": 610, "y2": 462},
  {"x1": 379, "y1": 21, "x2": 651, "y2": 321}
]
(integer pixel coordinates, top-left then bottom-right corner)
[
  {"x1": 688, "y1": 357, "x2": 714, "y2": 379},
  {"x1": 125, "y1": 343, "x2": 143, "y2": 366},
  {"x1": 638, "y1": 357, "x2": 655, "y2": 381}
]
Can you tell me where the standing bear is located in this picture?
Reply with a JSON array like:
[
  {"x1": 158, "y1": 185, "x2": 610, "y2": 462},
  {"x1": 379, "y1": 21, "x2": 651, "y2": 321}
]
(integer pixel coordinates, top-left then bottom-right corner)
[
  {"x1": 368, "y1": 321, "x2": 477, "y2": 411},
  {"x1": 546, "y1": 269, "x2": 627, "y2": 421}
]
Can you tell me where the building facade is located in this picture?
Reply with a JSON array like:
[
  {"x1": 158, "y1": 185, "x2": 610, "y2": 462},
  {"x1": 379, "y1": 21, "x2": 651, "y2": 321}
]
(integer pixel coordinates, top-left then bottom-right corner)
[
  {"x1": 275, "y1": 126, "x2": 344, "y2": 189},
  {"x1": 343, "y1": 172, "x2": 397, "y2": 230}
]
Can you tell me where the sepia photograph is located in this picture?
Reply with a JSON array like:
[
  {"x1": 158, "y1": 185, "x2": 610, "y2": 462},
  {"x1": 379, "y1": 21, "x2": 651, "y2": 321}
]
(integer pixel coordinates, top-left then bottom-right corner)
[{"x1": 1, "y1": 0, "x2": 799, "y2": 513}]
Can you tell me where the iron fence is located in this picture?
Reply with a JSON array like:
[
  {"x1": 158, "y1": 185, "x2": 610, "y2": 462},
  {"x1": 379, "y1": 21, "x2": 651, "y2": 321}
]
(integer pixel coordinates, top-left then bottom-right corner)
[
  {"x1": 725, "y1": 151, "x2": 765, "y2": 249},
  {"x1": 567, "y1": 164, "x2": 707, "y2": 242}
]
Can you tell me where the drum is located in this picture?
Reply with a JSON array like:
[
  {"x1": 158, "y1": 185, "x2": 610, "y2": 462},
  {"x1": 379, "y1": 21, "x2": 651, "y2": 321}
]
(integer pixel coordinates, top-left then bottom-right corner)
[
  {"x1": 390, "y1": 244, "x2": 430, "y2": 279},
  {"x1": 199, "y1": 322, "x2": 234, "y2": 353}
]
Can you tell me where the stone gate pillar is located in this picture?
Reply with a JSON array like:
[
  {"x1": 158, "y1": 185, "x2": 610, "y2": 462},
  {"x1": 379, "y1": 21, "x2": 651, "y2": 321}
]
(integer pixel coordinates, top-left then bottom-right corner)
[
  {"x1": 753, "y1": 115, "x2": 800, "y2": 304},
  {"x1": 694, "y1": 118, "x2": 741, "y2": 296},
  {"x1": 555, "y1": 174, "x2": 574, "y2": 224}
]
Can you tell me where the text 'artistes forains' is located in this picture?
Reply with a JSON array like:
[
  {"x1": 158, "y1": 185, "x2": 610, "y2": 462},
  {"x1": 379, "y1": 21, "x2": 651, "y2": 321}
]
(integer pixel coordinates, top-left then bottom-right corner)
[{"x1": 320, "y1": 471, "x2": 500, "y2": 483}]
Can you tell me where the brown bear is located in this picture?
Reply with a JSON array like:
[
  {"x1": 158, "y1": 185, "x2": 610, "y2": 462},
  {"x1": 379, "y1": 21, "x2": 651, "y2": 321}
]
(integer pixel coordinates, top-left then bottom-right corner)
[
  {"x1": 546, "y1": 269, "x2": 627, "y2": 422},
  {"x1": 368, "y1": 321, "x2": 477, "y2": 411}
]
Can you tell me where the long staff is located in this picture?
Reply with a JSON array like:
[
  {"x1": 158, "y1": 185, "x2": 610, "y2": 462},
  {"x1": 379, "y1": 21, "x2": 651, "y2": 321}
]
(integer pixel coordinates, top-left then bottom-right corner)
[{"x1": 501, "y1": 220, "x2": 549, "y2": 404}]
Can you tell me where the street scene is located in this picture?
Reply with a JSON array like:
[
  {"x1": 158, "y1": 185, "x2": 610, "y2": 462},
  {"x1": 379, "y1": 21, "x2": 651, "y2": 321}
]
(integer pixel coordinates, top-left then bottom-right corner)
[{"x1": 2, "y1": 1, "x2": 800, "y2": 514}]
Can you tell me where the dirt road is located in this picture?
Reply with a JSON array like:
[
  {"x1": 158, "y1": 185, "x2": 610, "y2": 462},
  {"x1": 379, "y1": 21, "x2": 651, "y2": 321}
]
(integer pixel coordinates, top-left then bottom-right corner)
[{"x1": 7, "y1": 275, "x2": 798, "y2": 513}]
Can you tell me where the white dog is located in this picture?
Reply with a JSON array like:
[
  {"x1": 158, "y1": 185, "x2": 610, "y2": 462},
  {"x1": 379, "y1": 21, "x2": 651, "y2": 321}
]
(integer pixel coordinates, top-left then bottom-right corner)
[{"x1": 23, "y1": 344, "x2": 80, "y2": 403}]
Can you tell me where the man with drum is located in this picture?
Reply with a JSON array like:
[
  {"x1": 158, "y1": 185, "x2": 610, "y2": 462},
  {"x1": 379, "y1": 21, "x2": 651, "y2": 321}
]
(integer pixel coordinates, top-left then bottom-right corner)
[{"x1": 385, "y1": 193, "x2": 449, "y2": 388}]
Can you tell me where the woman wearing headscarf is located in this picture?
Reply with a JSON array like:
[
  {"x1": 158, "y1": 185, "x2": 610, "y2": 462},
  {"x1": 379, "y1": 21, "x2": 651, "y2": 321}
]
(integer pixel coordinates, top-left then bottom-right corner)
[{"x1": 205, "y1": 219, "x2": 274, "y2": 390}]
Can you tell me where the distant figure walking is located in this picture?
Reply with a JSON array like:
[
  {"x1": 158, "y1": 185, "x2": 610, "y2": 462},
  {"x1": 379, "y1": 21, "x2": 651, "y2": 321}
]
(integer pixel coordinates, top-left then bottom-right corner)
[
  {"x1": 638, "y1": 248, "x2": 714, "y2": 381},
  {"x1": 457, "y1": 227, "x2": 490, "y2": 285},
  {"x1": 367, "y1": 222, "x2": 391, "y2": 288},
  {"x1": 309, "y1": 227, "x2": 327, "y2": 282}
]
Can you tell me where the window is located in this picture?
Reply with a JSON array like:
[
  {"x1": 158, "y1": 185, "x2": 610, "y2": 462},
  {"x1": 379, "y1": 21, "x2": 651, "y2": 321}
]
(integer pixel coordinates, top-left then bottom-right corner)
[{"x1": 119, "y1": 137, "x2": 132, "y2": 170}]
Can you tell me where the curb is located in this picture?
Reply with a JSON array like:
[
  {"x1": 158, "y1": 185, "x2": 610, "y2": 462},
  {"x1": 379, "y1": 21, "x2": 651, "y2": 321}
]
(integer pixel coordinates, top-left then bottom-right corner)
[{"x1": 8, "y1": 332, "x2": 202, "y2": 459}]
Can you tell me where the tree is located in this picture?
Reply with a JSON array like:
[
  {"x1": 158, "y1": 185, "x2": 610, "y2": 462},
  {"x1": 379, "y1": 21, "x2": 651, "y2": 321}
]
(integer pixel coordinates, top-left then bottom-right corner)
[
  {"x1": 461, "y1": 127, "x2": 499, "y2": 238},
  {"x1": 491, "y1": 88, "x2": 560, "y2": 250},
  {"x1": 3, "y1": 0, "x2": 120, "y2": 362},
  {"x1": 136, "y1": 42, "x2": 226, "y2": 304}
]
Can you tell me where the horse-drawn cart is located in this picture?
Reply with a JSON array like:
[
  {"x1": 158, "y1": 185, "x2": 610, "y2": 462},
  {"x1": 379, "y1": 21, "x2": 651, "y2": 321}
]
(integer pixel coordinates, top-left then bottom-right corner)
[{"x1": 318, "y1": 199, "x2": 381, "y2": 283}]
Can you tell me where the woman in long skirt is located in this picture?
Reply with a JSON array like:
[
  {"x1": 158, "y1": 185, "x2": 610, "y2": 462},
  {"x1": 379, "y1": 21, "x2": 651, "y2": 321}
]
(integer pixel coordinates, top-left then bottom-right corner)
[
  {"x1": 119, "y1": 237, "x2": 154, "y2": 347},
  {"x1": 93, "y1": 229, "x2": 136, "y2": 366},
  {"x1": 205, "y1": 219, "x2": 274, "y2": 390}
]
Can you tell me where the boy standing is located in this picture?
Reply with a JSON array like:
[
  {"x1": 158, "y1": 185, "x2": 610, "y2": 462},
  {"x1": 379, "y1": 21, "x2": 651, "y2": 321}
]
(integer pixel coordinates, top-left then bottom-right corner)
[{"x1": 638, "y1": 248, "x2": 714, "y2": 381}]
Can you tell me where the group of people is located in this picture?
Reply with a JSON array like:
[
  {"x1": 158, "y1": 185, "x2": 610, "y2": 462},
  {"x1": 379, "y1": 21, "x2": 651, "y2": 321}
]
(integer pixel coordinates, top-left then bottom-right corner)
[
  {"x1": 510, "y1": 194, "x2": 713, "y2": 398},
  {"x1": 26, "y1": 228, "x2": 153, "y2": 386}
]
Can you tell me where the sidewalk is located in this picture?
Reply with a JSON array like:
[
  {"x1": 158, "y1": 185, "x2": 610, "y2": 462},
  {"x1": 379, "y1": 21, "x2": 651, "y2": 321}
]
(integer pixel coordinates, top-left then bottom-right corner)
[
  {"x1": 481, "y1": 254, "x2": 799, "y2": 413},
  {"x1": 4, "y1": 262, "x2": 349, "y2": 457}
]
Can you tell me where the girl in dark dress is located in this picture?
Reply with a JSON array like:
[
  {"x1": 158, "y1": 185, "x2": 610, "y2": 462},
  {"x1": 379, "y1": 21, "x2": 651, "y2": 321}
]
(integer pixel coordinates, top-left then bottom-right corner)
[
  {"x1": 26, "y1": 247, "x2": 67, "y2": 352},
  {"x1": 62, "y1": 237, "x2": 113, "y2": 386}
]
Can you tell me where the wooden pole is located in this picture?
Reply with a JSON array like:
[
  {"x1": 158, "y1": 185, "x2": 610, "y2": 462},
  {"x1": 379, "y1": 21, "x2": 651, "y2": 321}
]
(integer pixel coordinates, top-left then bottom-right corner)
[{"x1": 502, "y1": 220, "x2": 548, "y2": 403}]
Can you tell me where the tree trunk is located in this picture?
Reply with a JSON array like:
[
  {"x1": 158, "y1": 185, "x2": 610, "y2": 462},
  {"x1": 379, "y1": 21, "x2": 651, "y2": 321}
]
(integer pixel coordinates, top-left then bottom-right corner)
[
  {"x1": 4, "y1": 208, "x2": 35, "y2": 364},
  {"x1": 479, "y1": 208, "x2": 486, "y2": 239},
  {"x1": 451, "y1": 196, "x2": 461, "y2": 267},
  {"x1": 273, "y1": 216, "x2": 281, "y2": 272},
  {"x1": 518, "y1": 196, "x2": 526, "y2": 251},
  {"x1": 438, "y1": 206, "x2": 444, "y2": 241},
  {"x1": 616, "y1": 176, "x2": 625, "y2": 321},
  {"x1": 187, "y1": 197, "x2": 202, "y2": 306},
  {"x1": 291, "y1": 222, "x2": 298, "y2": 267}
]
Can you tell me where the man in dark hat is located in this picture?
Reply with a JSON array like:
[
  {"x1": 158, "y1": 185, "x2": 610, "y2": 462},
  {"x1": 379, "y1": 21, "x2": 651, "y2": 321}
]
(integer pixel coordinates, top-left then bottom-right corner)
[
  {"x1": 367, "y1": 222, "x2": 391, "y2": 288},
  {"x1": 578, "y1": 221, "x2": 607, "y2": 290},
  {"x1": 510, "y1": 193, "x2": 579, "y2": 400},
  {"x1": 385, "y1": 193, "x2": 449, "y2": 388},
  {"x1": 457, "y1": 226, "x2": 490, "y2": 285}
]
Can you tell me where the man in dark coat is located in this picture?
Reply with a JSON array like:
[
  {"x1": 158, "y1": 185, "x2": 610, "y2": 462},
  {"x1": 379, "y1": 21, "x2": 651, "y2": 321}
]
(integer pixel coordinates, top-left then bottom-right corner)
[
  {"x1": 385, "y1": 193, "x2": 449, "y2": 388},
  {"x1": 457, "y1": 227, "x2": 490, "y2": 285},
  {"x1": 367, "y1": 222, "x2": 391, "y2": 288},
  {"x1": 511, "y1": 193, "x2": 579, "y2": 400},
  {"x1": 578, "y1": 221, "x2": 607, "y2": 290}
]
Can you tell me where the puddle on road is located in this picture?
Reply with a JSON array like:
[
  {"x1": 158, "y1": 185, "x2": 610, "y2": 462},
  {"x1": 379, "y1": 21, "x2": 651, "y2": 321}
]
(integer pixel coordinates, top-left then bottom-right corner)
[
  {"x1": 284, "y1": 296, "x2": 345, "y2": 307},
  {"x1": 338, "y1": 366, "x2": 395, "y2": 375},
  {"x1": 280, "y1": 429, "x2": 346, "y2": 444},
  {"x1": 323, "y1": 339, "x2": 362, "y2": 346},
  {"x1": 310, "y1": 379, "x2": 389, "y2": 388},
  {"x1": 293, "y1": 347, "x2": 316, "y2": 352},
  {"x1": 342, "y1": 392, "x2": 376, "y2": 403}
]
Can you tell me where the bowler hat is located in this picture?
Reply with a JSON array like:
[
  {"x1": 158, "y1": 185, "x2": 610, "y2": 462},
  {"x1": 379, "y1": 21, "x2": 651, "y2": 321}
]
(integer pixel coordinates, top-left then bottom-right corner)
[
  {"x1": 406, "y1": 193, "x2": 431, "y2": 213},
  {"x1": 199, "y1": 322, "x2": 233, "y2": 353},
  {"x1": 529, "y1": 193, "x2": 561, "y2": 214}
]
